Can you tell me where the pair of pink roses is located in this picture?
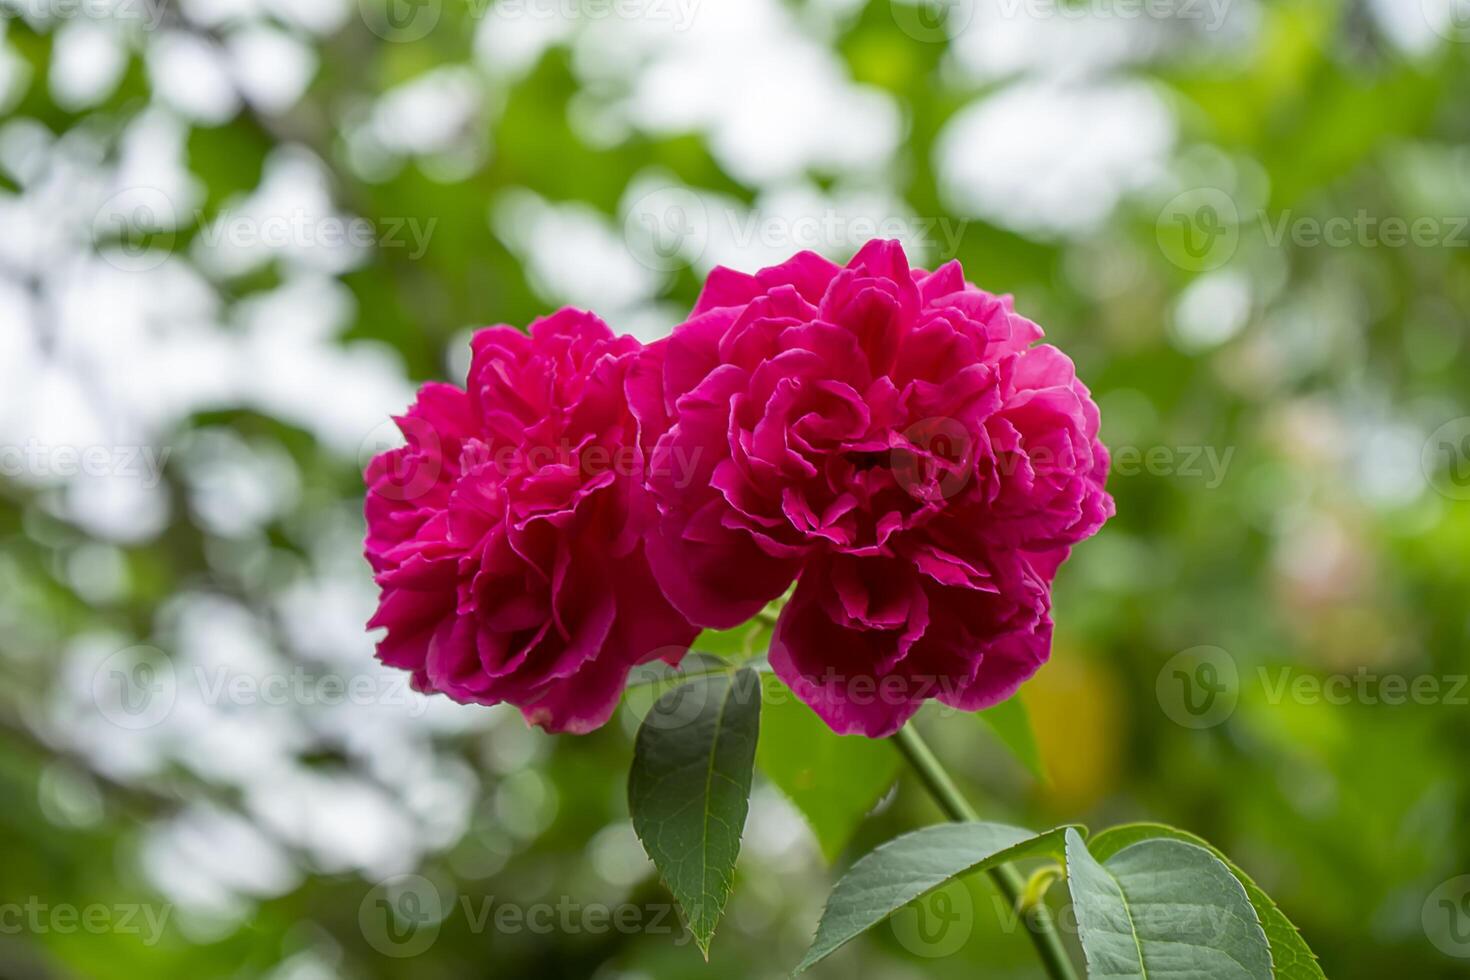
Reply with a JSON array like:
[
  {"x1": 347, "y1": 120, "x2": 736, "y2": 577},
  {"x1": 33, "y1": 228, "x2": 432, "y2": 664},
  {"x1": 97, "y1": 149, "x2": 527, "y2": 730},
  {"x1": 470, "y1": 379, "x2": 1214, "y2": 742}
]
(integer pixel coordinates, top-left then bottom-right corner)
[{"x1": 364, "y1": 240, "x2": 1113, "y2": 737}]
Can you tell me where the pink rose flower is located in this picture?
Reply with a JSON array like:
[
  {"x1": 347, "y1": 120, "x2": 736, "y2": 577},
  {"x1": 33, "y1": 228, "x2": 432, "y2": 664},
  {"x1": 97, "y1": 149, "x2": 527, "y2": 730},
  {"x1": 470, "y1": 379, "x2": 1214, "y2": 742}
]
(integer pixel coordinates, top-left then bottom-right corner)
[
  {"x1": 630, "y1": 240, "x2": 1113, "y2": 736},
  {"x1": 364, "y1": 309, "x2": 697, "y2": 733}
]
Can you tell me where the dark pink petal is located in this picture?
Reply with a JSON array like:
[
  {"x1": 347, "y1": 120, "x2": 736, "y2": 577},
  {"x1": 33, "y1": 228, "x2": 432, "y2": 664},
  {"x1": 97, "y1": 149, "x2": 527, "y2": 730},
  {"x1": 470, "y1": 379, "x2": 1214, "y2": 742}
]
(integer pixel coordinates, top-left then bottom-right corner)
[
  {"x1": 692, "y1": 265, "x2": 763, "y2": 316},
  {"x1": 363, "y1": 310, "x2": 697, "y2": 733},
  {"x1": 626, "y1": 240, "x2": 1111, "y2": 734},
  {"x1": 646, "y1": 496, "x2": 801, "y2": 628},
  {"x1": 769, "y1": 568, "x2": 930, "y2": 737},
  {"x1": 756, "y1": 250, "x2": 841, "y2": 305}
]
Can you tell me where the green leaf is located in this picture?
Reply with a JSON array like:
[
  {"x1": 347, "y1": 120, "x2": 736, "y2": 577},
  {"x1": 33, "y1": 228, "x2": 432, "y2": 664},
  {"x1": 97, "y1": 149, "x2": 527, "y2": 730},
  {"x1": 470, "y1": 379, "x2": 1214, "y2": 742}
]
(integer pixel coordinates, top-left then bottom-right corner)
[
  {"x1": 1087, "y1": 823, "x2": 1324, "y2": 980},
  {"x1": 691, "y1": 593, "x2": 786, "y2": 660},
  {"x1": 1064, "y1": 829, "x2": 1273, "y2": 980},
  {"x1": 795, "y1": 822, "x2": 1075, "y2": 973},
  {"x1": 755, "y1": 674, "x2": 900, "y2": 862},
  {"x1": 628, "y1": 666, "x2": 762, "y2": 958},
  {"x1": 692, "y1": 619, "x2": 774, "y2": 661},
  {"x1": 622, "y1": 653, "x2": 770, "y2": 724},
  {"x1": 977, "y1": 694, "x2": 1047, "y2": 781}
]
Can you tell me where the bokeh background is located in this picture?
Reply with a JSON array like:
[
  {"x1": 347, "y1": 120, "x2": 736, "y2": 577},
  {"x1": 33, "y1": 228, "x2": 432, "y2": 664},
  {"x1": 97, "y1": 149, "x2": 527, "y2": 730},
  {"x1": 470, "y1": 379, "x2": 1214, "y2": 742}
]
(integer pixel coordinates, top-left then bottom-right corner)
[{"x1": 3, "y1": 0, "x2": 1470, "y2": 976}]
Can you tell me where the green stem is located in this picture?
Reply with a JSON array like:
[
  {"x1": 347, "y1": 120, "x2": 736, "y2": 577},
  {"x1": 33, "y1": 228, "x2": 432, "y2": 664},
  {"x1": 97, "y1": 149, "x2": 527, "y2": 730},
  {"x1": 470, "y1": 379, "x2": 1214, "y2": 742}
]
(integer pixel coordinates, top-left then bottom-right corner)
[{"x1": 891, "y1": 723, "x2": 1078, "y2": 980}]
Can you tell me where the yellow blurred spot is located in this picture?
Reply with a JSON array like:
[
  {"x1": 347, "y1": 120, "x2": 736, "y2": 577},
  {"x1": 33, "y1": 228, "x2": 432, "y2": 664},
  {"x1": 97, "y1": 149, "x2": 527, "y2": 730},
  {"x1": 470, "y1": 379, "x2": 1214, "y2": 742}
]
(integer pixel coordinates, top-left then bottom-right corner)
[{"x1": 1024, "y1": 651, "x2": 1125, "y2": 813}]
